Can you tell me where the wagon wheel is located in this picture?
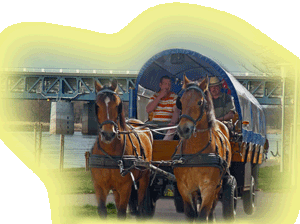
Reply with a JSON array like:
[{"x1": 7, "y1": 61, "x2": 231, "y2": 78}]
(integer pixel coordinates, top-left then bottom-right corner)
[
  {"x1": 222, "y1": 175, "x2": 238, "y2": 221},
  {"x1": 173, "y1": 184, "x2": 184, "y2": 213},
  {"x1": 242, "y1": 176, "x2": 255, "y2": 215},
  {"x1": 252, "y1": 163, "x2": 260, "y2": 191}
]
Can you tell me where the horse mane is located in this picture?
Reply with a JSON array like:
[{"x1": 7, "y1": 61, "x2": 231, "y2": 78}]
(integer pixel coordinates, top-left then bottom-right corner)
[
  {"x1": 118, "y1": 107, "x2": 126, "y2": 130},
  {"x1": 185, "y1": 82, "x2": 216, "y2": 128},
  {"x1": 204, "y1": 90, "x2": 216, "y2": 128},
  {"x1": 96, "y1": 86, "x2": 126, "y2": 130}
]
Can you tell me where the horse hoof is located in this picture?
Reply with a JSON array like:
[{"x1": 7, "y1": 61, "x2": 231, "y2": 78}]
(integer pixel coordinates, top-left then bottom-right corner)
[{"x1": 130, "y1": 210, "x2": 139, "y2": 216}]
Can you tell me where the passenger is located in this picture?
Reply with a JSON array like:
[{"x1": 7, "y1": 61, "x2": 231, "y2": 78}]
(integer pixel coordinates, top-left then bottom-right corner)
[
  {"x1": 209, "y1": 77, "x2": 236, "y2": 121},
  {"x1": 146, "y1": 75, "x2": 178, "y2": 139},
  {"x1": 162, "y1": 106, "x2": 180, "y2": 140}
]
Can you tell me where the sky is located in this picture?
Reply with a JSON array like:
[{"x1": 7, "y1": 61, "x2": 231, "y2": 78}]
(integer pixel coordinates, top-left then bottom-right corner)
[{"x1": 0, "y1": 0, "x2": 299, "y2": 72}]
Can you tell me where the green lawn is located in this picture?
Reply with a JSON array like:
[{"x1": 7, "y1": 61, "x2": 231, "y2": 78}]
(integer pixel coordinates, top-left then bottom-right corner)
[
  {"x1": 71, "y1": 204, "x2": 117, "y2": 218},
  {"x1": 258, "y1": 165, "x2": 291, "y2": 193},
  {"x1": 51, "y1": 168, "x2": 95, "y2": 194}
]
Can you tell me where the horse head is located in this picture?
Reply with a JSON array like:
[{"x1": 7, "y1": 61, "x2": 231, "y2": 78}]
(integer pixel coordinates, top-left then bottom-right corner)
[
  {"x1": 177, "y1": 75, "x2": 213, "y2": 139},
  {"x1": 95, "y1": 79, "x2": 123, "y2": 144}
]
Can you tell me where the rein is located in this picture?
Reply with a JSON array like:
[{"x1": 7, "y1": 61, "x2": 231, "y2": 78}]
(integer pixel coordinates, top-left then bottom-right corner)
[
  {"x1": 171, "y1": 128, "x2": 228, "y2": 175},
  {"x1": 171, "y1": 128, "x2": 212, "y2": 161}
]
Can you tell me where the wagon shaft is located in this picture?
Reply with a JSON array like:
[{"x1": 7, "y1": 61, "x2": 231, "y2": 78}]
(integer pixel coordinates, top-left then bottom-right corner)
[{"x1": 149, "y1": 164, "x2": 177, "y2": 182}]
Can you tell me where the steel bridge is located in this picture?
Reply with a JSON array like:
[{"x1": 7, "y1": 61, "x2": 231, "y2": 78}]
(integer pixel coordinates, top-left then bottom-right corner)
[{"x1": 0, "y1": 68, "x2": 283, "y2": 105}]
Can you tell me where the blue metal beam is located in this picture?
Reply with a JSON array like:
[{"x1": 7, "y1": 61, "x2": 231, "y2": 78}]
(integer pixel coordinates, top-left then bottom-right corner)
[
  {"x1": 0, "y1": 72, "x2": 135, "y2": 102},
  {"x1": 0, "y1": 71, "x2": 283, "y2": 105}
]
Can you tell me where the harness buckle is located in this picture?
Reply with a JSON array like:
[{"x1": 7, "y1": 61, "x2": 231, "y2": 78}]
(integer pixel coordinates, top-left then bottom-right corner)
[
  {"x1": 178, "y1": 157, "x2": 186, "y2": 164},
  {"x1": 193, "y1": 126, "x2": 197, "y2": 137},
  {"x1": 117, "y1": 131, "x2": 121, "y2": 140},
  {"x1": 118, "y1": 160, "x2": 124, "y2": 174}
]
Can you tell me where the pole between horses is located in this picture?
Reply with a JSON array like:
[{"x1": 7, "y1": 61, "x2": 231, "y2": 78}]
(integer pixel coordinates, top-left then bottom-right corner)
[
  {"x1": 280, "y1": 67, "x2": 286, "y2": 173},
  {"x1": 37, "y1": 123, "x2": 43, "y2": 167},
  {"x1": 292, "y1": 64, "x2": 298, "y2": 187},
  {"x1": 34, "y1": 123, "x2": 37, "y2": 162},
  {"x1": 60, "y1": 134, "x2": 65, "y2": 172}
]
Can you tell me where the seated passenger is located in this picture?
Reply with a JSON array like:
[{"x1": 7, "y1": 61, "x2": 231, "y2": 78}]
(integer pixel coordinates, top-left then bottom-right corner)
[
  {"x1": 146, "y1": 75, "x2": 178, "y2": 125},
  {"x1": 209, "y1": 77, "x2": 236, "y2": 121},
  {"x1": 146, "y1": 75, "x2": 178, "y2": 139}
]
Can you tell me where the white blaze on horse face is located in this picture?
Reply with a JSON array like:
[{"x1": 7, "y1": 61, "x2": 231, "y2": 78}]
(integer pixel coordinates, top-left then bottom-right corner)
[{"x1": 104, "y1": 96, "x2": 110, "y2": 119}]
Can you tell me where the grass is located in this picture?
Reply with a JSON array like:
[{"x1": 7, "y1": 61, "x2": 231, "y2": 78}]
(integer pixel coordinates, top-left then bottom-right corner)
[
  {"x1": 258, "y1": 165, "x2": 291, "y2": 192},
  {"x1": 50, "y1": 168, "x2": 95, "y2": 194},
  {"x1": 71, "y1": 203, "x2": 117, "y2": 218}
]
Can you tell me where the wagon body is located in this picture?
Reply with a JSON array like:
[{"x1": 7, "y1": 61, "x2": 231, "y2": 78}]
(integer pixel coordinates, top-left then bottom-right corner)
[{"x1": 129, "y1": 48, "x2": 268, "y2": 215}]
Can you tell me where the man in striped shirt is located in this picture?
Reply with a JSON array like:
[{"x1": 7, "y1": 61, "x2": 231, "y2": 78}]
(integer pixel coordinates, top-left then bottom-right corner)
[{"x1": 146, "y1": 75, "x2": 178, "y2": 126}]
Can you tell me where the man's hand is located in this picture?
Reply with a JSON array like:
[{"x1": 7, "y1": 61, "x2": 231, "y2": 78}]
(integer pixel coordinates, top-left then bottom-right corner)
[
  {"x1": 146, "y1": 89, "x2": 168, "y2": 113},
  {"x1": 158, "y1": 89, "x2": 168, "y2": 99},
  {"x1": 217, "y1": 111, "x2": 235, "y2": 121}
]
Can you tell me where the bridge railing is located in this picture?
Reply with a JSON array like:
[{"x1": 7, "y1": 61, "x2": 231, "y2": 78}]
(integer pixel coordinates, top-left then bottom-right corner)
[{"x1": 0, "y1": 67, "x2": 139, "y2": 75}]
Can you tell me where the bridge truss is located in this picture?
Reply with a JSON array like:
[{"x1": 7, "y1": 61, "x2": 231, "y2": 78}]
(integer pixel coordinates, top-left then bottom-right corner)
[{"x1": 0, "y1": 69, "x2": 284, "y2": 105}]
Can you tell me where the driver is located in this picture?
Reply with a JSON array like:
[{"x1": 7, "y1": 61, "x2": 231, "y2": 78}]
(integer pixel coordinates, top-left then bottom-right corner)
[{"x1": 209, "y1": 77, "x2": 235, "y2": 121}]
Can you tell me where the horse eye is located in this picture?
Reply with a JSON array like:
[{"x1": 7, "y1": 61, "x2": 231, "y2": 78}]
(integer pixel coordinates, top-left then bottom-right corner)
[{"x1": 197, "y1": 101, "x2": 202, "y2": 106}]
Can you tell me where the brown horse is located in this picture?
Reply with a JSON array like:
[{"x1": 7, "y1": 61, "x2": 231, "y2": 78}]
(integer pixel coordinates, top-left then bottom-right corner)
[
  {"x1": 174, "y1": 75, "x2": 232, "y2": 222},
  {"x1": 90, "y1": 80, "x2": 153, "y2": 219}
]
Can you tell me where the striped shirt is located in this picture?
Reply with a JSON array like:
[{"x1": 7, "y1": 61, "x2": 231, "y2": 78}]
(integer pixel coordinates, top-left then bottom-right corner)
[{"x1": 148, "y1": 92, "x2": 177, "y2": 122}]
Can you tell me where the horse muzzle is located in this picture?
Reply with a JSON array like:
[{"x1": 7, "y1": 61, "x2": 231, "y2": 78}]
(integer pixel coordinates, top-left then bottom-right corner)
[
  {"x1": 100, "y1": 130, "x2": 117, "y2": 143},
  {"x1": 177, "y1": 123, "x2": 194, "y2": 139},
  {"x1": 98, "y1": 120, "x2": 119, "y2": 143}
]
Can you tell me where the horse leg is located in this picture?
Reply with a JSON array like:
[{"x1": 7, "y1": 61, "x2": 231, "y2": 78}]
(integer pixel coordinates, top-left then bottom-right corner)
[
  {"x1": 198, "y1": 186, "x2": 218, "y2": 223},
  {"x1": 208, "y1": 199, "x2": 217, "y2": 222},
  {"x1": 128, "y1": 185, "x2": 138, "y2": 215},
  {"x1": 208, "y1": 187, "x2": 221, "y2": 222},
  {"x1": 113, "y1": 183, "x2": 132, "y2": 219},
  {"x1": 137, "y1": 171, "x2": 153, "y2": 218},
  {"x1": 177, "y1": 184, "x2": 198, "y2": 221},
  {"x1": 94, "y1": 187, "x2": 109, "y2": 218}
]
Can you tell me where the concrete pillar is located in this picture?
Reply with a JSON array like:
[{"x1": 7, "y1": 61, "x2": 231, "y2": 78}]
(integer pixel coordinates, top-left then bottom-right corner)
[
  {"x1": 50, "y1": 101, "x2": 74, "y2": 135},
  {"x1": 82, "y1": 103, "x2": 98, "y2": 135}
]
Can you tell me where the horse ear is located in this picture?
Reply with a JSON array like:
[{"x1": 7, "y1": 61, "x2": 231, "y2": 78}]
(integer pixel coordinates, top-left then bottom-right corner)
[
  {"x1": 199, "y1": 75, "x2": 209, "y2": 92},
  {"x1": 183, "y1": 74, "x2": 190, "y2": 89},
  {"x1": 111, "y1": 79, "x2": 118, "y2": 92},
  {"x1": 95, "y1": 81, "x2": 103, "y2": 93}
]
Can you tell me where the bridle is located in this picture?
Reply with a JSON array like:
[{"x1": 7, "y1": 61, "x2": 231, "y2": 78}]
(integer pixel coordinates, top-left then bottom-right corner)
[
  {"x1": 178, "y1": 84, "x2": 208, "y2": 133},
  {"x1": 96, "y1": 88, "x2": 122, "y2": 134}
]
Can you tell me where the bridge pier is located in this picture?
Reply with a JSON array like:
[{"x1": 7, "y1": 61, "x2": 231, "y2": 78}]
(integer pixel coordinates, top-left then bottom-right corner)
[
  {"x1": 50, "y1": 101, "x2": 74, "y2": 135},
  {"x1": 82, "y1": 102, "x2": 98, "y2": 135}
]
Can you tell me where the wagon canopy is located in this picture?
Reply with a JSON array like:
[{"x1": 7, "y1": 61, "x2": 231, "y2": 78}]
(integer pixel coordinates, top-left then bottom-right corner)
[{"x1": 135, "y1": 49, "x2": 266, "y2": 146}]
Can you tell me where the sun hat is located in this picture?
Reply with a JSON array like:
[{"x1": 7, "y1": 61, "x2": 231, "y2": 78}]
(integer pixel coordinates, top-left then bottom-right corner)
[{"x1": 209, "y1": 77, "x2": 222, "y2": 87}]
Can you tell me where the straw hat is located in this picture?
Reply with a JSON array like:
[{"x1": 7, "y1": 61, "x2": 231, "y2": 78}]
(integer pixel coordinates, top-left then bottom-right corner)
[{"x1": 209, "y1": 77, "x2": 222, "y2": 87}]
